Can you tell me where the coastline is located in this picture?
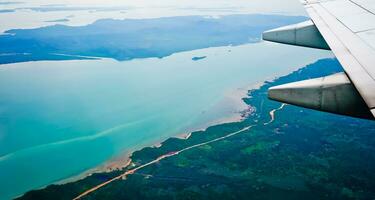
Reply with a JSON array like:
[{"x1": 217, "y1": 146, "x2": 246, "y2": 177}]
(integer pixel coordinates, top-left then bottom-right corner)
[
  {"x1": 53, "y1": 71, "x2": 293, "y2": 187},
  {"x1": 20, "y1": 58, "x2": 375, "y2": 200},
  {"x1": 54, "y1": 60, "x2": 332, "y2": 200},
  {"x1": 0, "y1": 8, "x2": 334, "y2": 198},
  {"x1": 8, "y1": 47, "x2": 332, "y2": 199},
  {"x1": 53, "y1": 81, "x2": 262, "y2": 186}
]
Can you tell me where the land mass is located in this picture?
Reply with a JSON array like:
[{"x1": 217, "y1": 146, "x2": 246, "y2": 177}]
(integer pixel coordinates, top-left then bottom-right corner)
[
  {"x1": 18, "y1": 58, "x2": 375, "y2": 200},
  {"x1": 0, "y1": 14, "x2": 306, "y2": 65}
]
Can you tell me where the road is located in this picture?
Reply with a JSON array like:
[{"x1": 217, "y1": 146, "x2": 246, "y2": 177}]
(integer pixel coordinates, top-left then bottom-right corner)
[{"x1": 73, "y1": 104, "x2": 285, "y2": 199}]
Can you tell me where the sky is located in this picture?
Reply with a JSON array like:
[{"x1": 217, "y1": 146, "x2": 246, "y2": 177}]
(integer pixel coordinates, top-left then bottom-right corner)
[{"x1": 0, "y1": 0, "x2": 307, "y2": 33}]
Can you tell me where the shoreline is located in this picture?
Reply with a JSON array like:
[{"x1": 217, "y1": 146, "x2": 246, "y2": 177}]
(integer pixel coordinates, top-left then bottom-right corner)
[
  {"x1": 20, "y1": 55, "x2": 334, "y2": 196},
  {"x1": 53, "y1": 76, "x2": 279, "y2": 187},
  {"x1": 53, "y1": 81, "x2": 263, "y2": 186},
  {"x1": 19, "y1": 58, "x2": 371, "y2": 200}
]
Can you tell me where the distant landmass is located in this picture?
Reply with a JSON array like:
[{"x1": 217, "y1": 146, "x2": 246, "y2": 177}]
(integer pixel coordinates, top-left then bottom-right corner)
[
  {"x1": 0, "y1": 14, "x2": 306, "y2": 64},
  {"x1": 0, "y1": 9, "x2": 15, "y2": 13},
  {"x1": 18, "y1": 58, "x2": 375, "y2": 200},
  {"x1": 0, "y1": 2, "x2": 23, "y2": 5}
]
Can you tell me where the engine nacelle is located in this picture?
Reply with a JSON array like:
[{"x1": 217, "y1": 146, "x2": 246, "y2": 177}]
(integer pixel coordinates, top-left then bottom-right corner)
[
  {"x1": 263, "y1": 20, "x2": 330, "y2": 50},
  {"x1": 268, "y1": 72, "x2": 374, "y2": 120}
]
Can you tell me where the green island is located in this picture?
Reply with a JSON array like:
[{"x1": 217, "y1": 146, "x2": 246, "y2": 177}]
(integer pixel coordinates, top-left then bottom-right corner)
[{"x1": 18, "y1": 58, "x2": 375, "y2": 200}]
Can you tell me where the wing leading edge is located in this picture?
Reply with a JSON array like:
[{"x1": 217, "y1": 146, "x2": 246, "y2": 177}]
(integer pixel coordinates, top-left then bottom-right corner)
[{"x1": 262, "y1": 0, "x2": 375, "y2": 120}]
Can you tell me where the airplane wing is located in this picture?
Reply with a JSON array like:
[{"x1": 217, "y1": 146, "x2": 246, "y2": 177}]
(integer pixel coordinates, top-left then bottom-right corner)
[{"x1": 262, "y1": 0, "x2": 375, "y2": 120}]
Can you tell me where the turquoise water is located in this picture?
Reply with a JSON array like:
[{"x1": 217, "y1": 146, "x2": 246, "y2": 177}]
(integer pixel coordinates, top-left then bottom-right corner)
[{"x1": 0, "y1": 42, "x2": 330, "y2": 199}]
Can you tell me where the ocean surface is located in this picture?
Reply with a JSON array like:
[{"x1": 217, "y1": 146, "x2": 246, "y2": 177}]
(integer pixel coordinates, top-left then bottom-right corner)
[{"x1": 0, "y1": 42, "x2": 330, "y2": 199}]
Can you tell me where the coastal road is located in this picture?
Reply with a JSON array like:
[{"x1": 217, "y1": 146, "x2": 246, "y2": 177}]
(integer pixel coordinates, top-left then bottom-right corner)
[{"x1": 73, "y1": 104, "x2": 286, "y2": 200}]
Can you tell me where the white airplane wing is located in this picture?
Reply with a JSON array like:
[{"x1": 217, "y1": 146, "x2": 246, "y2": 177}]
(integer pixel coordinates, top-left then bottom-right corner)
[{"x1": 262, "y1": 0, "x2": 375, "y2": 120}]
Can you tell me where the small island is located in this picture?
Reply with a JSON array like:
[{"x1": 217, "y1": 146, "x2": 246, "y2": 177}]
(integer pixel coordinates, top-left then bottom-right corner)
[
  {"x1": 192, "y1": 56, "x2": 207, "y2": 61},
  {"x1": 45, "y1": 18, "x2": 70, "y2": 23}
]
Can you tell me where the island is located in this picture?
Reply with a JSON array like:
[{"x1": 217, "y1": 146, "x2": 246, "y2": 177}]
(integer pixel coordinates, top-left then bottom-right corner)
[
  {"x1": 44, "y1": 19, "x2": 70, "y2": 23},
  {"x1": 192, "y1": 56, "x2": 207, "y2": 61}
]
